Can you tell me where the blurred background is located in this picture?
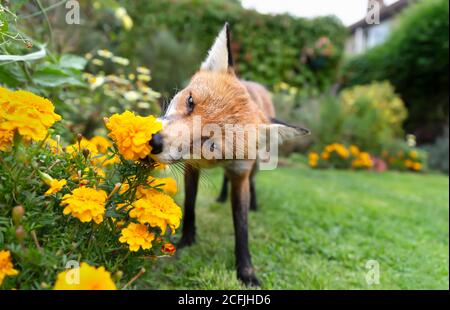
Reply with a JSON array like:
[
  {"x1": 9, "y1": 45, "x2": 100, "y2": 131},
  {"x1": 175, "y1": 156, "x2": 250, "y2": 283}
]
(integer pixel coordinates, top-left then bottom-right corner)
[{"x1": 1, "y1": 0, "x2": 448, "y2": 173}]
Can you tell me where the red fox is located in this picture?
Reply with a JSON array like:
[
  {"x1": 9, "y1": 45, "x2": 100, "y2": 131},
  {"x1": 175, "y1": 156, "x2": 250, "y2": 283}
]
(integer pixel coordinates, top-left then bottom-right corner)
[{"x1": 150, "y1": 23, "x2": 309, "y2": 286}]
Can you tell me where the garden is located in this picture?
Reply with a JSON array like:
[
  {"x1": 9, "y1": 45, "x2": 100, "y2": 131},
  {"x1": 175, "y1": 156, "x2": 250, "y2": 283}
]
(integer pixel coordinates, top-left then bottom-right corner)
[{"x1": 0, "y1": 0, "x2": 448, "y2": 290}]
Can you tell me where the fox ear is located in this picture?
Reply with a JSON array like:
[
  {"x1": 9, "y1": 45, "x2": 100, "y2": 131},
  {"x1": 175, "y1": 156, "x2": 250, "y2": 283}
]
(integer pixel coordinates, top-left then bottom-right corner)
[
  {"x1": 201, "y1": 23, "x2": 234, "y2": 72},
  {"x1": 259, "y1": 119, "x2": 311, "y2": 145}
]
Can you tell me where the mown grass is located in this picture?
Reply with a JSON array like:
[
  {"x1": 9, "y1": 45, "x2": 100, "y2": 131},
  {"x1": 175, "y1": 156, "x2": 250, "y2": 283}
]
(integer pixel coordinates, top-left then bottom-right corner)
[{"x1": 138, "y1": 161, "x2": 449, "y2": 290}]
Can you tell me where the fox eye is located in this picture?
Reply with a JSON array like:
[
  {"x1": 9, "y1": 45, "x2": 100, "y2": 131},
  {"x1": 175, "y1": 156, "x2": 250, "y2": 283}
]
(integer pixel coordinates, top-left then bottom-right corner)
[{"x1": 186, "y1": 95, "x2": 195, "y2": 113}]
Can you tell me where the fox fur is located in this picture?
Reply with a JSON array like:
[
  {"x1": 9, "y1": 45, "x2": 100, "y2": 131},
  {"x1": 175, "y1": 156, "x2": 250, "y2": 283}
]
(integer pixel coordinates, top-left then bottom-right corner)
[{"x1": 150, "y1": 23, "x2": 308, "y2": 286}]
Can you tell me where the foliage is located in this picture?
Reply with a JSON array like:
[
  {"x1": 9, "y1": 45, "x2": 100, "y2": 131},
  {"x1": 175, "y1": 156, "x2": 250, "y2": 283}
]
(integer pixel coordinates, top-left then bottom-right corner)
[
  {"x1": 342, "y1": 0, "x2": 449, "y2": 141},
  {"x1": 0, "y1": 2, "x2": 161, "y2": 140},
  {"x1": 0, "y1": 87, "x2": 181, "y2": 289},
  {"x1": 380, "y1": 138, "x2": 427, "y2": 172},
  {"x1": 117, "y1": 0, "x2": 347, "y2": 96},
  {"x1": 299, "y1": 82, "x2": 408, "y2": 154},
  {"x1": 425, "y1": 126, "x2": 449, "y2": 174}
]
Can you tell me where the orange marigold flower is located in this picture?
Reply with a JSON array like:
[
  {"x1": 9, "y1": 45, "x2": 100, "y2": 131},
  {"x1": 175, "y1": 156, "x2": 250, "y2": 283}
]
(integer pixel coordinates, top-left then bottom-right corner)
[
  {"x1": 60, "y1": 187, "x2": 107, "y2": 224},
  {"x1": 161, "y1": 242, "x2": 176, "y2": 255},
  {"x1": 105, "y1": 111, "x2": 162, "y2": 161},
  {"x1": 54, "y1": 262, "x2": 116, "y2": 290}
]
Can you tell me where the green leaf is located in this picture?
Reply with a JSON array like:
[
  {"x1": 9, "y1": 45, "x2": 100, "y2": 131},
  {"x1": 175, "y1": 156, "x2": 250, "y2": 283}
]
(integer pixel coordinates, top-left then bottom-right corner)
[
  {"x1": 32, "y1": 66, "x2": 86, "y2": 88},
  {"x1": 59, "y1": 54, "x2": 87, "y2": 71}
]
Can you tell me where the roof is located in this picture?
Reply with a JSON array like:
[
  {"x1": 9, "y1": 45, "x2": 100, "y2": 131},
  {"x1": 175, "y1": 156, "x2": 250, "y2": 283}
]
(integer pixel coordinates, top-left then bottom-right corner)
[{"x1": 349, "y1": 0, "x2": 412, "y2": 32}]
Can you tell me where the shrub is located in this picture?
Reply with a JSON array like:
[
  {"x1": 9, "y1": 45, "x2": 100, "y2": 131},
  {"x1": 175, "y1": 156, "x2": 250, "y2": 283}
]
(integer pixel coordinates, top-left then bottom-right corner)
[
  {"x1": 119, "y1": 0, "x2": 347, "y2": 96},
  {"x1": 342, "y1": 0, "x2": 449, "y2": 141},
  {"x1": 0, "y1": 87, "x2": 181, "y2": 289},
  {"x1": 298, "y1": 81, "x2": 407, "y2": 154},
  {"x1": 339, "y1": 81, "x2": 408, "y2": 153},
  {"x1": 381, "y1": 138, "x2": 427, "y2": 173},
  {"x1": 425, "y1": 126, "x2": 449, "y2": 174}
]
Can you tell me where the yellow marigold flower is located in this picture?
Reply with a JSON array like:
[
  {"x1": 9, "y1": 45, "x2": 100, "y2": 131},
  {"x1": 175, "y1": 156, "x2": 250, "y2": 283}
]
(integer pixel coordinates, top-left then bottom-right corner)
[
  {"x1": 45, "y1": 137, "x2": 62, "y2": 154},
  {"x1": 105, "y1": 111, "x2": 162, "y2": 161},
  {"x1": 119, "y1": 223, "x2": 155, "y2": 252},
  {"x1": 308, "y1": 152, "x2": 319, "y2": 167},
  {"x1": 325, "y1": 144, "x2": 335, "y2": 153},
  {"x1": 0, "y1": 128, "x2": 13, "y2": 152},
  {"x1": 335, "y1": 144, "x2": 350, "y2": 158},
  {"x1": 0, "y1": 87, "x2": 61, "y2": 142},
  {"x1": 54, "y1": 262, "x2": 116, "y2": 290},
  {"x1": 90, "y1": 136, "x2": 112, "y2": 153},
  {"x1": 129, "y1": 192, "x2": 182, "y2": 234},
  {"x1": 60, "y1": 187, "x2": 107, "y2": 224},
  {"x1": 349, "y1": 145, "x2": 360, "y2": 157},
  {"x1": 320, "y1": 152, "x2": 330, "y2": 160},
  {"x1": 147, "y1": 176, "x2": 177, "y2": 196},
  {"x1": 404, "y1": 159, "x2": 414, "y2": 169},
  {"x1": 0, "y1": 250, "x2": 19, "y2": 286},
  {"x1": 66, "y1": 139, "x2": 99, "y2": 157},
  {"x1": 97, "y1": 153, "x2": 120, "y2": 167},
  {"x1": 45, "y1": 179, "x2": 67, "y2": 196},
  {"x1": 409, "y1": 150, "x2": 418, "y2": 159}
]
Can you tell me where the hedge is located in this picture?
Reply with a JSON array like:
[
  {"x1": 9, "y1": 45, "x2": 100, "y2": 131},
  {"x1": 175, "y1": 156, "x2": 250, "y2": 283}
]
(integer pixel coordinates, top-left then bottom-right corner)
[
  {"x1": 115, "y1": 0, "x2": 347, "y2": 96},
  {"x1": 342, "y1": 0, "x2": 449, "y2": 142}
]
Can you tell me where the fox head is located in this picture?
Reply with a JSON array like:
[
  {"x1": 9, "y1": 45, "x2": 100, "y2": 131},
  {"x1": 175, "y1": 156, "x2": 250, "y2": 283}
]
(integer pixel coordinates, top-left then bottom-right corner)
[{"x1": 151, "y1": 23, "x2": 309, "y2": 165}]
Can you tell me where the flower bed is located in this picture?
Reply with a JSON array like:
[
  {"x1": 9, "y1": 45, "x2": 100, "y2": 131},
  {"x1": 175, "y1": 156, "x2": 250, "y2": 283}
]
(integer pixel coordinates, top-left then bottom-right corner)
[{"x1": 0, "y1": 87, "x2": 181, "y2": 289}]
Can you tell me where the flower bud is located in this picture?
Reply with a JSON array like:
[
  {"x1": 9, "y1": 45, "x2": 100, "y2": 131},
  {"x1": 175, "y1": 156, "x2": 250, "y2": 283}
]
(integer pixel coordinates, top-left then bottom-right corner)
[
  {"x1": 82, "y1": 148, "x2": 90, "y2": 159},
  {"x1": 15, "y1": 225, "x2": 26, "y2": 241},
  {"x1": 12, "y1": 205, "x2": 25, "y2": 226},
  {"x1": 114, "y1": 270, "x2": 124, "y2": 281},
  {"x1": 38, "y1": 171, "x2": 54, "y2": 186}
]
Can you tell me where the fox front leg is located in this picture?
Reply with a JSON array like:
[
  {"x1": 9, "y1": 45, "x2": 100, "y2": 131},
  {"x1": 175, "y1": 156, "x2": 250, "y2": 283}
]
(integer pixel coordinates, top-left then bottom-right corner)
[
  {"x1": 178, "y1": 165, "x2": 200, "y2": 248},
  {"x1": 228, "y1": 169, "x2": 260, "y2": 287}
]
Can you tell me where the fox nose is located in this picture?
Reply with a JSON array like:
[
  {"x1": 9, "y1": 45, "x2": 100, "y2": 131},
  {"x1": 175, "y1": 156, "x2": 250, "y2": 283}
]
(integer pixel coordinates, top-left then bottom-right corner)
[{"x1": 150, "y1": 133, "x2": 164, "y2": 155}]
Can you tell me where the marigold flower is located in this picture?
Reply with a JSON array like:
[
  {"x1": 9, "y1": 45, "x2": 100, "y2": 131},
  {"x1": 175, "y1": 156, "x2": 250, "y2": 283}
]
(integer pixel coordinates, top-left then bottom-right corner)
[
  {"x1": 0, "y1": 87, "x2": 61, "y2": 142},
  {"x1": 119, "y1": 223, "x2": 155, "y2": 252},
  {"x1": 90, "y1": 136, "x2": 112, "y2": 153},
  {"x1": 147, "y1": 176, "x2": 177, "y2": 196},
  {"x1": 54, "y1": 262, "x2": 116, "y2": 290},
  {"x1": 413, "y1": 162, "x2": 422, "y2": 171},
  {"x1": 45, "y1": 179, "x2": 67, "y2": 196},
  {"x1": 45, "y1": 137, "x2": 62, "y2": 154},
  {"x1": 320, "y1": 152, "x2": 330, "y2": 160},
  {"x1": 161, "y1": 243, "x2": 176, "y2": 255},
  {"x1": 129, "y1": 191, "x2": 182, "y2": 234},
  {"x1": 404, "y1": 159, "x2": 414, "y2": 169},
  {"x1": 308, "y1": 152, "x2": 319, "y2": 167},
  {"x1": 349, "y1": 145, "x2": 360, "y2": 157},
  {"x1": 0, "y1": 250, "x2": 19, "y2": 286},
  {"x1": 60, "y1": 187, "x2": 107, "y2": 224},
  {"x1": 105, "y1": 111, "x2": 162, "y2": 161},
  {"x1": 0, "y1": 128, "x2": 13, "y2": 152},
  {"x1": 66, "y1": 138, "x2": 99, "y2": 158}
]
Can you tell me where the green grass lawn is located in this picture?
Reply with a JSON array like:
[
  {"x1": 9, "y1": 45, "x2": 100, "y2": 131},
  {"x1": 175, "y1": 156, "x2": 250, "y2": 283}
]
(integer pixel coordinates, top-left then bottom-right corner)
[{"x1": 138, "y1": 162, "x2": 449, "y2": 290}]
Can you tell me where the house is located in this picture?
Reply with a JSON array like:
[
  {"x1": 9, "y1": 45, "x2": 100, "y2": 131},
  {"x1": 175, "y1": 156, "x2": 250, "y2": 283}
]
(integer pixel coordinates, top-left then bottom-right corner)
[{"x1": 346, "y1": 0, "x2": 412, "y2": 55}]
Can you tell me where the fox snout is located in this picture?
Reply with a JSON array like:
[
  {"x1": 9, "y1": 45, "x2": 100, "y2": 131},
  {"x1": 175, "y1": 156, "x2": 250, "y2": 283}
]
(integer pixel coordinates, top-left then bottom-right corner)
[{"x1": 150, "y1": 132, "x2": 164, "y2": 155}]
